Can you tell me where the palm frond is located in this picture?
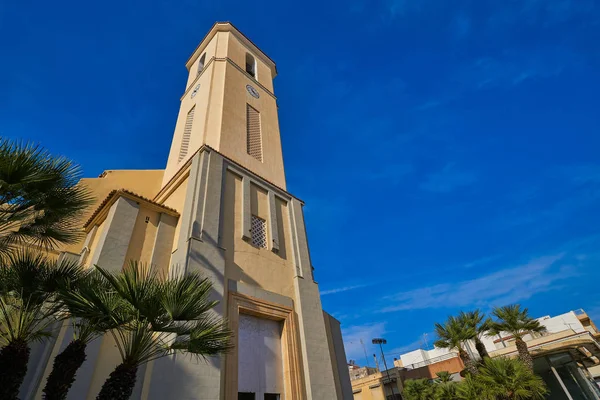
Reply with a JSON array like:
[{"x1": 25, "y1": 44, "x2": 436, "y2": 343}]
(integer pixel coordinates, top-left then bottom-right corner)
[
  {"x1": 95, "y1": 262, "x2": 162, "y2": 319},
  {"x1": 0, "y1": 138, "x2": 93, "y2": 257},
  {"x1": 434, "y1": 316, "x2": 472, "y2": 351},
  {"x1": 159, "y1": 273, "x2": 218, "y2": 322},
  {"x1": 173, "y1": 315, "x2": 232, "y2": 357},
  {"x1": 60, "y1": 261, "x2": 231, "y2": 370},
  {"x1": 490, "y1": 304, "x2": 547, "y2": 339},
  {"x1": 476, "y1": 357, "x2": 547, "y2": 399},
  {"x1": 0, "y1": 294, "x2": 60, "y2": 346}
]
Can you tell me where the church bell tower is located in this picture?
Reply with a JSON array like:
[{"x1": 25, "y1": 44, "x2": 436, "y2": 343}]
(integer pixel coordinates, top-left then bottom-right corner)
[
  {"x1": 162, "y1": 23, "x2": 286, "y2": 190},
  {"x1": 152, "y1": 22, "x2": 352, "y2": 400}
]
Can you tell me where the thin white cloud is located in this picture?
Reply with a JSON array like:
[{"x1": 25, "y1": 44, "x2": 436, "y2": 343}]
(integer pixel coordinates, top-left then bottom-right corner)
[
  {"x1": 385, "y1": 335, "x2": 433, "y2": 358},
  {"x1": 380, "y1": 254, "x2": 575, "y2": 312},
  {"x1": 342, "y1": 322, "x2": 387, "y2": 363},
  {"x1": 463, "y1": 254, "x2": 502, "y2": 269},
  {"x1": 321, "y1": 283, "x2": 372, "y2": 296}
]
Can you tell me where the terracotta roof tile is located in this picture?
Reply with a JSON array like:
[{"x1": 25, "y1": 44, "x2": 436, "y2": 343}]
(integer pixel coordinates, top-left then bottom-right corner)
[{"x1": 84, "y1": 189, "x2": 179, "y2": 228}]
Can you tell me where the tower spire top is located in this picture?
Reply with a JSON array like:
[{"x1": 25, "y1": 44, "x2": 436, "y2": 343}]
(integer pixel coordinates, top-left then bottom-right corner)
[{"x1": 186, "y1": 22, "x2": 277, "y2": 78}]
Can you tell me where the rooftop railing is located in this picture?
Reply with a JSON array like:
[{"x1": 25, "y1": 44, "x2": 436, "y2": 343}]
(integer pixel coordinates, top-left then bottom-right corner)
[{"x1": 402, "y1": 352, "x2": 458, "y2": 370}]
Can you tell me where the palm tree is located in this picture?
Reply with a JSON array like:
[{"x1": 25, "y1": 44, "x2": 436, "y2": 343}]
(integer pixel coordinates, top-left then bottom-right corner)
[
  {"x1": 488, "y1": 305, "x2": 546, "y2": 371},
  {"x1": 435, "y1": 370, "x2": 453, "y2": 383},
  {"x1": 0, "y1": 252, "x2": 83, "y2": 399},
  {"x1": 42, "y1": 272, "x2": 120, "y2": 400},
  {"x1": 60, "y1": 262, "x2": 232, "y2": 400},
  {"x1": 403, "y1": 378, "x2": 436, "y2": 400},
  {"x1": 434, "y1": 372, "x2": 458, "y2": 400},
  {"x1": 435, "y1": 381, "x2": 458, "y2": 400},
  {"x1": 456, "y1": 374, "x2": 490, "y2": 400},
  {"x1": 459, "y1": 310, "x2": 492, "y2": 359},
  {"x1": 434, "y1": 315, "x2": 477, "y2": 375},
  {"x1": 476, "y1": 357, "x2": 547, "y2": 399},
  {"x1": 0, "y1": 138, "x2": 92, "y2": 258}
]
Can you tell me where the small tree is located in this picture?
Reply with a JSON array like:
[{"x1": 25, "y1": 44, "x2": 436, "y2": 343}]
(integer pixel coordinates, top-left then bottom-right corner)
[
  {"x1": 459, "y1": 310, "x2": 492, "y2": 359},
  {"x1": 403, "y1": 378, "x2": 436, "y2": 400},
  {"x1": 434, "y1": 316, "x2": 477, "y2": 375},
  {"x1": 435, "y1": 371, "x2": 453, "y2": 383},
  {"x1": 488, "y1": 305, "x2": 546, "y2": 371},
  {"x1": 60, "y1": 262, "x2": 232, "y2": 400},
  {"x1": 0, "y1": 138, "x2": 92, "y2": 258},
  {"x1": 476, "y1": 357, "x2": 547, "y2": 399},
  {"x1": 456, "y1": 374, "x2": 489, "y2": 400},
  {"x1": 435, "y1": 381, "x2": 458, "y2": 400},
  {"x1": 0, "y1": 252, "x2": 83, "y2": 399}
]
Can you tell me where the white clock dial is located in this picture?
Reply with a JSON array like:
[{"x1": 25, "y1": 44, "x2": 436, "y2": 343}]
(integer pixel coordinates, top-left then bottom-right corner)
[
  {"x1": 191, "y1": 84, "x2": 200, "y2": 98},
  {"x1": 246, "y1": 84, "x2": 260, "y2": 99}
]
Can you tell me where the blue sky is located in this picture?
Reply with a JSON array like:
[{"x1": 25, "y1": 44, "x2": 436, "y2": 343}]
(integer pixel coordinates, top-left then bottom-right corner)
[{"x1": 1, "y1": 0, "x2": 599, "y2": 364}]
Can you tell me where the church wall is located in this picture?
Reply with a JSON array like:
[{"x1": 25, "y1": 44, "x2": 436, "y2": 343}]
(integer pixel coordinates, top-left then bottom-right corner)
[
  {"x1": 219, "y1": 61, "x2": 286, "y2": 189},
  {"x1": 221, "y1": 170, "x2": 296, "y2": 300},
  {"x1": 275, "y1": 197, "x2": 291, "y2": 261},
  {"x1": 62, "y1": 169, "x2": 164, "y2": 255},
  {"x1": 226, "y1": 32, "x2": 275, "y2": 93},
  {"x1": 162, "y1": 61, "x2": 215, "y2": 185},
  {"x1": 123, "y1": 206, "x2": 160, "y2": 267},
  {"x1": 85, "y1": 334, "x2": 123, "y2": 400},
  {"x1": 160, "y1": 173, "x2": 189, "y2": 254},
  {"x1": 202, "y1": 55, "x2": 227, "y2": 152},
  {"x1": 185, "y1": 31, "x2": 221, "y2": 90},
  {"x1": 323, "y1": 311, "x2": 354, "y2": 399},
  {"x1": 85, "y1": 219, "x2": 106, "y2": 268},
  {"x1": 148, "y1": 213, "x2": 178, "y2": 275},
  {"x1": 162, "y1": 31, "x2": 233, "y2": 188},
  {"x1": 250, "y1": 182, "x2": 269, "y2": 222}
]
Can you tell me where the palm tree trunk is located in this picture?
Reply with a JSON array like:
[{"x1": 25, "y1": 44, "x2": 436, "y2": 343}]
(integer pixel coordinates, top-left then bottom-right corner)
[
  {"x1": 96, "y1": 362, "x2": 138, "y2": 400},
  {"x1": 42, "y1": 338, "x2": 87, "y2": 400},
  {"x1": 0, "y1": 338, "x2": 31, "y2": 400},
  {"x1": 474, "y1": 337, "x2": 490, "y2": 359},
  {"x1": 458, "y1": 347, "x2": 478, "y2": 375},
  {"x1": 515, "y1": 337, "x2": 534, "y2": 371}
]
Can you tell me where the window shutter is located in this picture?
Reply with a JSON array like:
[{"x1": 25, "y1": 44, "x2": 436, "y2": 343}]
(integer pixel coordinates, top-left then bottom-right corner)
[
  {"x1": 246, "y1": 104, "x2": 262, "y2": 161},
  {"x1": 250, "y1": 215, "x2": 267, "y2": 248},
  {"x1": 179, "y1": 106, "x2": 195, "y2": 162}
]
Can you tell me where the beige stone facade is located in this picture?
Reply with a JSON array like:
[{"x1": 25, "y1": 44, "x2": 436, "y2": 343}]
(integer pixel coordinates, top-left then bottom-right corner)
[
  {"x1": 350, "y1": 369, "x2": 402, "y2": 400},
  {"x1": 20, "y1": 22, "x2": 352, "y2": 400}
]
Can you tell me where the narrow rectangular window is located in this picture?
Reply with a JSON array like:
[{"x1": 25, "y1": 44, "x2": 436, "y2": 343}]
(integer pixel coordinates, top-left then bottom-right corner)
[
  {"x1": 250, "y1": 215, "x2": 267, "y2": 248},
  {"x1": 264, "y1": 395, "x2": 280, "y2": 400},
  {"x1": 238, "y1": 394, "x2": 255, "y2": 400},
  {"x1": 179, "y1": 106, "x2": 195, "y2": 162},
  {"x1": 246, "y1": 104, "x2": 262, "y2": 162},
  {"x1": 197, "y1": 53, "x2": 206, "y2": 76},
  {"x1": 246, "y1": 53, "x2": 256, "y2": 78}
]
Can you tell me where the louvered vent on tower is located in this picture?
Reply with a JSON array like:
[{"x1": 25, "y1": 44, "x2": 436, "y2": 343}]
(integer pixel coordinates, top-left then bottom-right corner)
[
  {"x1": 246, "y1": 104, "x2": 262, "y2": 162},
  {"x1": 179, "y1": 106, "x2": 195, "y2": 162}
]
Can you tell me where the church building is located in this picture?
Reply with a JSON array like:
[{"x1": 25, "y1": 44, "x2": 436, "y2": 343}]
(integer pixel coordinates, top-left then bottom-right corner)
[{"x1": 20, "y1": 22, "x2": 353, "y2": 400}]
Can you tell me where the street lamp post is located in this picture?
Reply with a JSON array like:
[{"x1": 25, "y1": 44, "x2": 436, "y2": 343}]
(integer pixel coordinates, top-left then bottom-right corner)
[{"x1": 372, "y1": 338, "x2": 398, "y2": 399}]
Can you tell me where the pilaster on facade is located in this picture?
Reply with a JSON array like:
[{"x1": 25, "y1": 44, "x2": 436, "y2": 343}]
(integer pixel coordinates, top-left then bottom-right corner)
[
  {"x1": 88, "y1": 196, "x2": 140, "y2": 271},
  {"x1": 151, "y1": 149, "x2": 228, "y2": 400}
]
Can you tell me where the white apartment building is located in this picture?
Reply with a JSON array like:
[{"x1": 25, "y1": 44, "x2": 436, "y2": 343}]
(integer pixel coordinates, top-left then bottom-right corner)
[{"x1": 395, "y1": 309, "x2": 600, "y2": 400}]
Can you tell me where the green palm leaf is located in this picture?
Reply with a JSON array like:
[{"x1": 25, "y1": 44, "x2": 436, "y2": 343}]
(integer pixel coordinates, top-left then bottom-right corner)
[{"x1": 0, "y1": 138, "x2": 93, "y2": 258}]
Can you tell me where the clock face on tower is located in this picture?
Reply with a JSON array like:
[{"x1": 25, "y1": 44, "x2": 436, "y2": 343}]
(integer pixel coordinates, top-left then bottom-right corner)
[
  {"x1": 191, "y1": 84, "x2": 200, "y2": 98},
  {"x1": 246, "y1": 84, "x2": 260, "y2": 99}
]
